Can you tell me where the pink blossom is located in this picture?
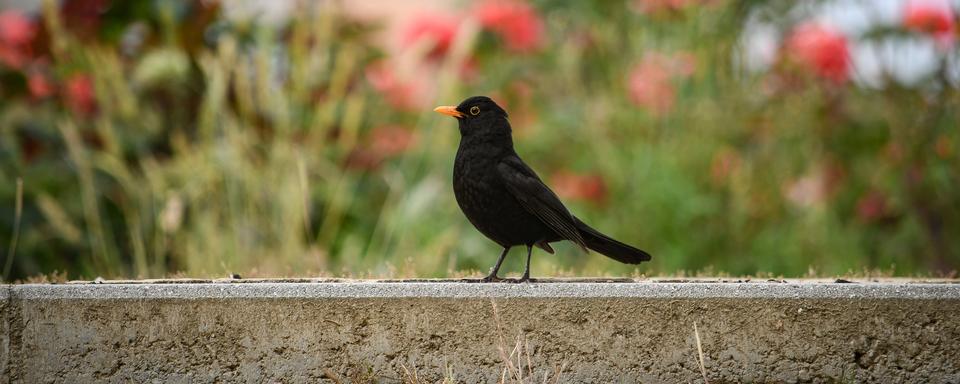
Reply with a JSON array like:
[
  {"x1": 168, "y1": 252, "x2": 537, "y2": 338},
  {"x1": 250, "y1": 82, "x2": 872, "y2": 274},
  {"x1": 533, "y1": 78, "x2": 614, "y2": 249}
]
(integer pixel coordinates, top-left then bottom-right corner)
[
  {"x1": 627, "y1": 52, "x2": 696, "y2": 115},
  {"x1": 365, "y1": 61, "x2": 428, "y2": 111},
  {"x1": 0, "y1": 10, "x2": 35, "y2": 46},
  {"x1": 856, "y1": 191, "x2": 889, "y2": 223},
  {"x1": 27, "y1": 70, "x2": 54, "y2": 99},
  {"x1": 783, "y1": 22, "x2": 851, "y2": 84},
  {"x1": 64, "y1": 74, "x2": 96, "y2": 116},
  {"x1": 456, "y1": 56, "x2": 480, "y2": 83},
  {"x1": 474, "y1": 0, "x2": 544, "y2": 53},
  {"x1": 631, "y1": 0, "x2": 717, "y2": 14},
  {"x1": 370, "y1": 125, "x2": 417, "y2": 158},
  {"x1": 710, "y1": 148, "x2": 741, "y2": 186},
  {"x1": 345, "y1": 125, "x2": 417, "y2": 171},
  {"x1": 401, "y1": 13, "x2": 461, "y2": 59},
  {"x1": 783, "y1": 164, "x2": 845, "y2": 209},
  {"x1": 784, "y1": 172, "x2": 826, "y2": 208},
  {"x1": 551, "y1": 171, "x2": 608, "y2": 205},
  {"x1": 0, "y1": 10, "x2": 37, "y2": 69},
  {"x1": 904, "y1": 0, "x2": 956, "y2": 47}
]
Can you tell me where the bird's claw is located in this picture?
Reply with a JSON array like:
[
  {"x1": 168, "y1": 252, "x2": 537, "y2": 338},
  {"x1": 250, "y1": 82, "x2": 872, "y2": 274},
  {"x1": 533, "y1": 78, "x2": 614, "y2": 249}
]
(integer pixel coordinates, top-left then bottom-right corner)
[{"x1": 481, "y1": 275, "x2": 502, "y2": 283}]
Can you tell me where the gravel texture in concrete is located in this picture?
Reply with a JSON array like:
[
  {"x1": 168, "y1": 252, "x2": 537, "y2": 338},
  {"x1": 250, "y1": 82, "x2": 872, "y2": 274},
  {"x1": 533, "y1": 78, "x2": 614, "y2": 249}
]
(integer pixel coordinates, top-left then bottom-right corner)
[
  {"x1": 13, "y1": 280, "x2": 960, "y2": 299},
  {"x1": 2, "y1": 280, "x2": 959, "y2": 383}
]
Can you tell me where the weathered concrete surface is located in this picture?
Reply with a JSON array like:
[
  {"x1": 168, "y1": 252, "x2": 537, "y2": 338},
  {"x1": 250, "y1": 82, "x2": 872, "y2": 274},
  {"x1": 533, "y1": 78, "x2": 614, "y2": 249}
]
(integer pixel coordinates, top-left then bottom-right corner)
[{"x1": 2, "y1": 280, "x2": 959, "y2": 383}]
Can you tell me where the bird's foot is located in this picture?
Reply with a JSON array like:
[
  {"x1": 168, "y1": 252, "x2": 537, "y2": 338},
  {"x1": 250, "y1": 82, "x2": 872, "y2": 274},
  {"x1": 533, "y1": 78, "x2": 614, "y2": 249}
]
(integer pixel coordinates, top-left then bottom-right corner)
[
  {"x1": 516, "y1": 273, "x2": 534, "y2": 283},
  {"x1": 481, "y1": 274, "x2": 503, "y2": 283}
]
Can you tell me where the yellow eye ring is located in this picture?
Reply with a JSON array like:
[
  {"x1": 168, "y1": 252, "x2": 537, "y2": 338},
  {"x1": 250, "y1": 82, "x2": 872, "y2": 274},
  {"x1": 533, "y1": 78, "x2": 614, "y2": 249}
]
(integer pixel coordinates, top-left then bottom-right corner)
[{"x1": 469, "y1": 106, "x2": 480, "y2": 115}]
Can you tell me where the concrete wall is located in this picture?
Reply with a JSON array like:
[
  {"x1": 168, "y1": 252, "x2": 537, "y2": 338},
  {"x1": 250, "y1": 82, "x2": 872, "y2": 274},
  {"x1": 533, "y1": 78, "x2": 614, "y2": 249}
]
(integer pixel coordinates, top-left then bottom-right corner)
[{"x1": 1, "y1": 280, "x2": 959, "y2": 383}]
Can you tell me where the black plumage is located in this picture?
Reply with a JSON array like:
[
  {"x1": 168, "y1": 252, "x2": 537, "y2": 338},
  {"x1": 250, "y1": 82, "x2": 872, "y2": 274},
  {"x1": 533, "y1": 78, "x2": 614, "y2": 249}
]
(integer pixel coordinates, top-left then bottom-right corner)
[{"x1": 434, "y1": 96, "x2": 651, "y2": 282}]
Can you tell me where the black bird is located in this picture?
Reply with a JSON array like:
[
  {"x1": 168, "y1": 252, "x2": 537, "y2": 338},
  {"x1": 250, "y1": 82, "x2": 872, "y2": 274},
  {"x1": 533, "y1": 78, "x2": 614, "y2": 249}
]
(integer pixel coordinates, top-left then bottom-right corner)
[{"x1": 434, "y1": 96, "x2": 651, "y2": 282}]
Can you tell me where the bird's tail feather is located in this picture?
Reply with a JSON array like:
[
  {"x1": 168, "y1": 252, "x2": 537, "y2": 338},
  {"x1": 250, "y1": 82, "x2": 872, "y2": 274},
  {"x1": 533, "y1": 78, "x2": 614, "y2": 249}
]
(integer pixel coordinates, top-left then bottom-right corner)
[{"x1": 573, "y1": 217, "x2": 652, "y2": 264}]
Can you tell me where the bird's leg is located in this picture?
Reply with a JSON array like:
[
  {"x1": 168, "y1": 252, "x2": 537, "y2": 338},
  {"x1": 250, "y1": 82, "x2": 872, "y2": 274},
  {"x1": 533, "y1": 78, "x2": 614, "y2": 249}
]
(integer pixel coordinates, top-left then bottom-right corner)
[
  {"x1": 519, "y1": 244, "x2": 533, "y2": 282},
  {"x1": 483, "y1": 247, "x2": 510, "y2": 282}
]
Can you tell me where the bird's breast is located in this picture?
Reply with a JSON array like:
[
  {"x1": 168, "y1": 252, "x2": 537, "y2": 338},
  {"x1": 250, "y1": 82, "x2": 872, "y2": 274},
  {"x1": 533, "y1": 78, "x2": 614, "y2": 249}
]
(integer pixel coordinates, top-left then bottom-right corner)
[{"x1": 452, "y1": 147, "x2": 507, "y2": 212}]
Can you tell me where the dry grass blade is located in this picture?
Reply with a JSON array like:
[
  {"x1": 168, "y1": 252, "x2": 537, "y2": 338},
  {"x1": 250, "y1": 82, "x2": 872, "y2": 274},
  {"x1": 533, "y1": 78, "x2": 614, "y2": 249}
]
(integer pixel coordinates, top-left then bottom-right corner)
[
  {"x1": 296, "y1": 152, "x2": 312, "y2": 238},
  {"x1": 491, "y1": 300, "x2": 516, "y2": 380},
  {"x1": 59, "y1": 120, "x2": 117, "y2": 274},
  {"x1": 525, "y1": 335, "x2": 533, "y2": 380},
  {"x1": 400, "y1": 361, "x2": 421, "y2": 384},
  {"x1": 553, "y1": 362, "x2": 567, "y2": 384},
  {"x1": 442, "y1": 361, "x2": 456, "y2": 384},
  {"x1": 490, "y1": 299, "x2": 566, "y2": 384},
  {"x1": 510, "y1": 335, "x2": 523, "y2": 383},
  {"x1": 322, "y1": 368, "x2": 343, "y2": 384},
  {"x1": 492, "y1": 299, "x2": 530, "y2": 384},
  {"x1": 2, "y1": 178, "x2": 23, "y2": 281},
  {"x1": 694, "y1": 322, "x2": 709, "y2": 384}
]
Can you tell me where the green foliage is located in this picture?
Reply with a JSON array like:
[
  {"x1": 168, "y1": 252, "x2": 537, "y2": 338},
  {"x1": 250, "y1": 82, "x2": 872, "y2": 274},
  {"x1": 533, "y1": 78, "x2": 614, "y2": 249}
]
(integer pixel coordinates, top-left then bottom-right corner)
[{"x1": 0, "y1": 1, "x2": 957, "y2": 279}]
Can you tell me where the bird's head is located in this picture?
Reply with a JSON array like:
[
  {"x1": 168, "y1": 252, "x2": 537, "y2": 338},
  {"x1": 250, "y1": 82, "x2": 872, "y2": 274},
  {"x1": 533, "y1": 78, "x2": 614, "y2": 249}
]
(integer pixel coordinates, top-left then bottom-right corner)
[{"x1": 434, "y1": 96, "x2": 511, "y2": 139}]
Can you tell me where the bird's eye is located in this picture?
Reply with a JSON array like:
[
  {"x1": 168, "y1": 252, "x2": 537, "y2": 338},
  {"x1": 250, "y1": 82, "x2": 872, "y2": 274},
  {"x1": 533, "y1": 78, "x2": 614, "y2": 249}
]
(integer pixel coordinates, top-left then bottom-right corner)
[{"x1": 469, "y1": 106, "x2": 480, "y2": 115}]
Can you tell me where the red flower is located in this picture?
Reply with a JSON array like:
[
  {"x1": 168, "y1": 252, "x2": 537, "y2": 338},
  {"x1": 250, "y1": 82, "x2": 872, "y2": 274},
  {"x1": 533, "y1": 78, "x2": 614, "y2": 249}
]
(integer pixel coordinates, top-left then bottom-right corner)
[
  {"x1": 60, "y1": 0, "x2": 109, "y2": 40},
  {"x1": 370, "y1": 125, "x2": 417, "y2": 158},
  {"x1": 0, "y1": 10, "x2": 34, "y2": 46},
  {"x1": 710, "y1": 147, "x2": 741, "y2": 186},
  {"x1": 0, "y1": 10, "x2": 37, "y2": 69},
  {"x1": 783, "y1": 22, "x2": 851, "y2": 84},
  {"x1": 904, "y1": 0, "x2": 956, "y2": 46},
  {"x1": 64, "y1": 74, "x2": 96, "y2": 116},
  {"x1": 551, "y1": 171, "x2": 608, "y2": 204},
  {"x1": 474, "y1": 0, "x2": 544, "y2": 53},
  {"x1": 631, "y1": 0, "x2": 717, "y2": 14},
  {"x1": 345, "y1": 125, "x2": 417, "y2": 171},
  {"x1": 401, "y1": 13, "x2": 461, "y2": 59},
  {"x1": 459, "y1": 56, "x2": 480, "y2": 82},
  {"x1": 627, "y1": 52, "x2": 696, "y2": 115},
  {"x1": 856, "y1": 191, "x2": 889, "y2": 223},
  {"x1": 365, "y1": 61, "x2": 428, "y2": 111},
  {"x1": 27, "y1": 70, "x2": 54, "y2": 99},
  {"x1": 934, "y1": 134, "x2": 953, "y2": 159}
]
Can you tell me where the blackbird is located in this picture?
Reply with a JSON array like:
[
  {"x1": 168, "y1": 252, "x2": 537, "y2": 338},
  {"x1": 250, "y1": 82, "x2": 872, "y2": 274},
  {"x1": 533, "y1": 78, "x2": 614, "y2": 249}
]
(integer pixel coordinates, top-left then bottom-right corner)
[{"x1": 434, "y1": 96, "x2": 651, "y2": 282}]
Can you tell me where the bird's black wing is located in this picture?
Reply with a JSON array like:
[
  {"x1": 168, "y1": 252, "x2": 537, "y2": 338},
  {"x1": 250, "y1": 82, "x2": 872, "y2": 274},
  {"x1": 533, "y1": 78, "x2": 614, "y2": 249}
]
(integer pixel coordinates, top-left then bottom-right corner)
[{"x1": 496, "y1": 156, "x2": 587, "y2": 251}]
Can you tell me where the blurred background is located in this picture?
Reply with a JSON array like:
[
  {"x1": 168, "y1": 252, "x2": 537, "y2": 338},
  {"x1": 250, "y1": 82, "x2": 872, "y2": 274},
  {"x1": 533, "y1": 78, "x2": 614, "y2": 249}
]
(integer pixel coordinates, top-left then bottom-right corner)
[{"x1": 0, "y1": 0, "x2": 958, "y2": 280}]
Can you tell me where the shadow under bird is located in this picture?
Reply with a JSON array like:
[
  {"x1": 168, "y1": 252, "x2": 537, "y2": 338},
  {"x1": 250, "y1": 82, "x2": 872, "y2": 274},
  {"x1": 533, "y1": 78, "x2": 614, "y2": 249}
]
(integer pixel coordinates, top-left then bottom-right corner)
[{"x1": 434, "y1": 96, "x2": 652, "y2": 282}]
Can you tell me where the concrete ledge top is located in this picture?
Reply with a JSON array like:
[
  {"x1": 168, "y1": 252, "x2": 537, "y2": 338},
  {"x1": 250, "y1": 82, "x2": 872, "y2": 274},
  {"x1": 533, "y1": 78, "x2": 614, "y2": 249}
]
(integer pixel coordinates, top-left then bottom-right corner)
[
  {"x1": 6, "y1": 279, "x2": 960, "y2": 300},
  {"x1": 8, "y1": 279, "x2": 960, "y2": 382}
]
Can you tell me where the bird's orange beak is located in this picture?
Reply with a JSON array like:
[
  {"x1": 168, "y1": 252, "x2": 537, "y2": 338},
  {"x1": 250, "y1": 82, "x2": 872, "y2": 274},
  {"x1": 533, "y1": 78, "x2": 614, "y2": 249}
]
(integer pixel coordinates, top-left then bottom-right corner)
[{"x1": 433, "y1": 105, "x2": 464, "y2": 118}]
